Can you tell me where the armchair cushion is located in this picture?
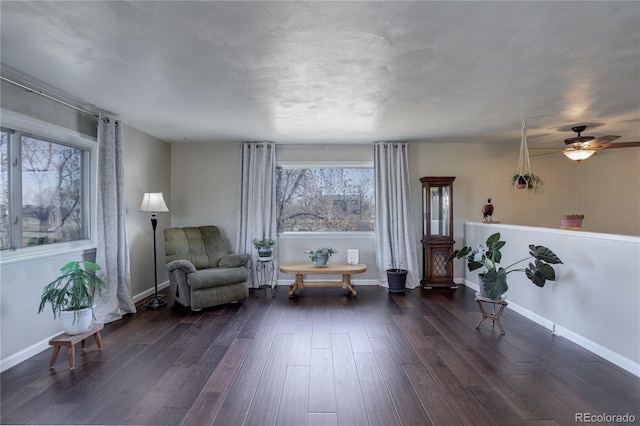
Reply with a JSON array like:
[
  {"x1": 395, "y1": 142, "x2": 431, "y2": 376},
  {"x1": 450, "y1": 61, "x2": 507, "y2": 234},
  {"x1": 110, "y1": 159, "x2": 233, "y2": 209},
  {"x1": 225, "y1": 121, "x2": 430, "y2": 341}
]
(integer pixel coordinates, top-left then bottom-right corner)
[
  {"x1": 219, "y1": 253, "x2": 250, "y2": 268},
  {"x1": 165, "y1": 226, "x2": 228, "y2": 269},
  {"x1": 189, "y1": 267, "x2": 249, "y2": 291}
]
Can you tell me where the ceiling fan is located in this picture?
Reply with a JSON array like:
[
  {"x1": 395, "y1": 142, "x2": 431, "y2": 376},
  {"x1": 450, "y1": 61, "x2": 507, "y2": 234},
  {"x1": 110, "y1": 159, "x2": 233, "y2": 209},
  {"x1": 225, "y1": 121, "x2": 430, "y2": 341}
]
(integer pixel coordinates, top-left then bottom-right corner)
[{"x1": 532, "y1": 125, "x2": 640, "y2": 160}]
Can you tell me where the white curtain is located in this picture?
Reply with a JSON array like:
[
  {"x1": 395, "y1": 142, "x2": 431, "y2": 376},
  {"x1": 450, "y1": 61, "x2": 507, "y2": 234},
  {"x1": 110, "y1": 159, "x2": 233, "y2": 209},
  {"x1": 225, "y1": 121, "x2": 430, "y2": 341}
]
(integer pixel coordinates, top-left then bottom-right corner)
[
  {"x1": 236, "y1": 142, "x2": 277, "y2": 288},
  {"x1": 374, "y1": 142, "x2": 420, "y2": 289},
  {"x1": 94, "y1": 115, "x2": 136, "y2": 323}
]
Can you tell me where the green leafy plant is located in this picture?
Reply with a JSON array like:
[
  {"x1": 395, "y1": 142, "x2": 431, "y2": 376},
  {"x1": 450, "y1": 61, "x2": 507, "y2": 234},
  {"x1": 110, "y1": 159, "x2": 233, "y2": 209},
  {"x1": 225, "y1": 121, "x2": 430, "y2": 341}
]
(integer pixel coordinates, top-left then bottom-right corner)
[
  {"x1": 305, "y1": 247, "x2": 337, "y2": 262},
  {"x1": 512, "y1": 173, "x2": 545, "y2": 193},
  {"x1": 38, "y1": 261, "x2": 106, "y2": 320},
  {"x1": 447, "y1": 233, "x2": 563, "y2": 300},
  {"x1": 252, "y1": 237, "x2": 276, "y2": 248}
]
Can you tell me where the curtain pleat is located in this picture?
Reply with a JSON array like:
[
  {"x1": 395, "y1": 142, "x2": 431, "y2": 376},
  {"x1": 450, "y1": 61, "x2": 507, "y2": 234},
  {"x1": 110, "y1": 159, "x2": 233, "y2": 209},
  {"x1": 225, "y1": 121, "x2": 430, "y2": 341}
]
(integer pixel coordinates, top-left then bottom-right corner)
[
  {"x1": 374, "y1": 142, "x2": 420, "y2": 288},
  {"x1": 94, "y1": 115, "x2": 136, "y2": 322},
  {"x1": 236, "y1": 143, "x2": 277, "y2": 288}
]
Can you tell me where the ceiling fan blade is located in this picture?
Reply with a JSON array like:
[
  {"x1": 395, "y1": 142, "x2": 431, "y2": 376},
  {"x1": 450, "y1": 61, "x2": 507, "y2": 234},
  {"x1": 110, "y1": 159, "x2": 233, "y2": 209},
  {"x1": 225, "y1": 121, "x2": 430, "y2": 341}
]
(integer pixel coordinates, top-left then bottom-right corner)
[
  {"x1": 591, "y1": 135, "x2": 621, "y2": 144},
  {"x1": 596, "y1": 142, "x2": 640, "y2": 149}
]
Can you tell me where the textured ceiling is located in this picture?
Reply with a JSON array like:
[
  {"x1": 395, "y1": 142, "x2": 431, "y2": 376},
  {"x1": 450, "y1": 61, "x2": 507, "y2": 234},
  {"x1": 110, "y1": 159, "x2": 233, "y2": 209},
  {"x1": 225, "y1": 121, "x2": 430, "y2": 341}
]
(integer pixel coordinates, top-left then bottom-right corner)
[{"x1": 1, "y1": 1, "x2": 639, "y2": 147}]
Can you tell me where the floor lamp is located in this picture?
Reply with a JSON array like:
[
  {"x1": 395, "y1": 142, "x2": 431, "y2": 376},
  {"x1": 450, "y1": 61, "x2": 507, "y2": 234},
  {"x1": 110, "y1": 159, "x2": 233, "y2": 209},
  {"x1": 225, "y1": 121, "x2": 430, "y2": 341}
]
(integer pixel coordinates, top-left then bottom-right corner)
[{"x1": 139, "y1": 192, "x2": 170, "y2": 309}]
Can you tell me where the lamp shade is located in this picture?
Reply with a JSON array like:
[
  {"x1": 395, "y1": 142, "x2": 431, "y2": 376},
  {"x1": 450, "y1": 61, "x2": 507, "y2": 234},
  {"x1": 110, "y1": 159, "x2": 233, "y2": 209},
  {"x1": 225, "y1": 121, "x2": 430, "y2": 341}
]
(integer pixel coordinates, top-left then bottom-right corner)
[
  {"x1": 139, "y1": 192, "x2": 169, "y2": 212},
  {"x1": 563, "y1": 148, "x2": 597, "y2": 161}
]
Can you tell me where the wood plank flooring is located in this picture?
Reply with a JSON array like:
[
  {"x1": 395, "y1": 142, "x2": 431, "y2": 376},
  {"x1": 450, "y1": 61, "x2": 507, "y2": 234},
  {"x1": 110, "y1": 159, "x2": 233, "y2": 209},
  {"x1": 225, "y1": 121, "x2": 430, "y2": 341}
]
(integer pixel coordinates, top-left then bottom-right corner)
[{"x1": 2, "y1": 285, "x2": 638, "y2": 425}]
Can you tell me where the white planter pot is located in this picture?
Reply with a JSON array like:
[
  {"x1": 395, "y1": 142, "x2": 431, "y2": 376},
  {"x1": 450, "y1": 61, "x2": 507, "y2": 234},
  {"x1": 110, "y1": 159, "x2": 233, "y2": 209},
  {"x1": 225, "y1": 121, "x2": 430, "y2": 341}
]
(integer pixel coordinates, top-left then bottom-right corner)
[{"x1": 61, "y1": 307, "x2": 93, "y2": 335}]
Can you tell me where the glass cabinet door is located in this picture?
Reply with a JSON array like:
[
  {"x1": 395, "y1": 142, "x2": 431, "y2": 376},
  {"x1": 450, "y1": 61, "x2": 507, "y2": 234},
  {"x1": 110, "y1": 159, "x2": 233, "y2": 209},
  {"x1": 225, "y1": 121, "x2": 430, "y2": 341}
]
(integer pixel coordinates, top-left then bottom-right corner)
[{"x1": 430, "y1": 185, "x2": 451, "y2": 237}]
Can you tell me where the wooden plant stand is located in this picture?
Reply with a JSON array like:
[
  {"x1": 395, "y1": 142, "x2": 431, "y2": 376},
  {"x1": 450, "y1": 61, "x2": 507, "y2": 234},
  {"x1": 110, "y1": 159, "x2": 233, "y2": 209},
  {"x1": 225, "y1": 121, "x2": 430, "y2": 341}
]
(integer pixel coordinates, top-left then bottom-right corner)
[
  {"x1": 475, "y1": 294, "x2": 508, "y2": 335},
  {"x1": 48, "y1": 323, "x2": 104, "y2": 369}
]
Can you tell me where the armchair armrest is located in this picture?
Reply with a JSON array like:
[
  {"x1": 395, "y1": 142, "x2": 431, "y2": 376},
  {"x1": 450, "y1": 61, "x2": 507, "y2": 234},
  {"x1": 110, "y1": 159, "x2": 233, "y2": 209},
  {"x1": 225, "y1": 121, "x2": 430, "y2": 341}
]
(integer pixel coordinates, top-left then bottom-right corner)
[
  {"x1": 166, "y1": 259, "x2": 197, "y2": 274},
  {"x1": 219, "y1": 253, "x2": 250, "y2": 268}
]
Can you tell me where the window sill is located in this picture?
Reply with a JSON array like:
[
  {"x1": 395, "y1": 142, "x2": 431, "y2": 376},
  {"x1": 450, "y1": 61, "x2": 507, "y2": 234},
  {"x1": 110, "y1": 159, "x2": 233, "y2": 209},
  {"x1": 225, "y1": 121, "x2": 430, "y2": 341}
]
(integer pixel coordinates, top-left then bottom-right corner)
[{"x1": 0, "y1": 240, "x2": 97, "y2": 266}]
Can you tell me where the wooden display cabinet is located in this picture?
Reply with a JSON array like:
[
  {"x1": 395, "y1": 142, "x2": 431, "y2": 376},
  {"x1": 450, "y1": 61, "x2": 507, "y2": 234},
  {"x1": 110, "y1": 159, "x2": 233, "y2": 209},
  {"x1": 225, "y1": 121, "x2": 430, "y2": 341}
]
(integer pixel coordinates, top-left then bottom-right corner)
[{"x1": 420, "y1": 176, "x2": 457, "y2": 288}]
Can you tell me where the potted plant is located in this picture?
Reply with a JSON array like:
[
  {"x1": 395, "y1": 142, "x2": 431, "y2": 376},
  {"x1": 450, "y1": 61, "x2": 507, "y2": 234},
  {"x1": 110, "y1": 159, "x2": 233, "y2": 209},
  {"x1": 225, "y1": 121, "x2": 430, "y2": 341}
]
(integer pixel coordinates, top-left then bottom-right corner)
[
  {"x1": 560, "y1": 213, "x2": 584, "y2": 229},
  {"x1": 386, "y1": 262, "x2": 408, "y2": 294},
  {"x1": 38, "y1": 261, "x2": 106, "y2": 335},
  {"x1": 447, "y1": 232, "x2": 563, "y2": 300},
  {"x1": 252, "y1": 237, "x2": 276, "y2": 259},
  {"x1": 306, "y1": 247, "x2": 336, "y2": 267},
  {"x1": 511, "y1": 173, "x2": 545, "y2": 193}
]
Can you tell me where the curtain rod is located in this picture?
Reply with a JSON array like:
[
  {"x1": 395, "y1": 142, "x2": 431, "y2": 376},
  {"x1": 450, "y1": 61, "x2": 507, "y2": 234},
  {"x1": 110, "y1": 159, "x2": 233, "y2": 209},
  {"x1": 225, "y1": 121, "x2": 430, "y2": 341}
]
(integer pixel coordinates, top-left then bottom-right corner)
[{"x1": 1, "y1": 75, "x2": 100, "y2": 118}]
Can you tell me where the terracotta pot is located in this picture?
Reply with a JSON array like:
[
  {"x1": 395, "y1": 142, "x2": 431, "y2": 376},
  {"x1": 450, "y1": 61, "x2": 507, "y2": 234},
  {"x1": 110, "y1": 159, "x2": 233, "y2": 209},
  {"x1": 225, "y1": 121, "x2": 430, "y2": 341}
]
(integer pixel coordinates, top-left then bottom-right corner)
[{"x1": 561, "y1": 214, "x2": 584, "y2": 230}]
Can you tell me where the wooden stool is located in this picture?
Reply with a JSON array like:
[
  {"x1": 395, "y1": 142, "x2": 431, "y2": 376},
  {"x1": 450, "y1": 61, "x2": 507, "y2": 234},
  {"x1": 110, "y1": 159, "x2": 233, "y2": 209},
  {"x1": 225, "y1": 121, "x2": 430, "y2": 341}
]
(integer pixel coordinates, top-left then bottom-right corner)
[
  {"x1": 475, "y1": 293, "x2": 508, "y2": 335},
  {"x1": 48, "y1": 323, "x2": 104, "y2": 369}
]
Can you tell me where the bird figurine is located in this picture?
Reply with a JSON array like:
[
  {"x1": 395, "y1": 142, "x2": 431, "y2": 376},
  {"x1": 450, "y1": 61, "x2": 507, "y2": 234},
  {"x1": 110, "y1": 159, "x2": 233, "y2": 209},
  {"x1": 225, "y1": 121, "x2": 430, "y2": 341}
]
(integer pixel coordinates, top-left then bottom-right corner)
[{"x1": 482, "y1": 198, "x2": 494, "y2": 222}]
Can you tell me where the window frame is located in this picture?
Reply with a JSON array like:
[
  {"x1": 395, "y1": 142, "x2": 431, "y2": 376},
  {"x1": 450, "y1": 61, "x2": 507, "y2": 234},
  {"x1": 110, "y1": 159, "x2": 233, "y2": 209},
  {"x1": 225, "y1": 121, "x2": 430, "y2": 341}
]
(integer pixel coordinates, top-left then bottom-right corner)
[
  {"x1": 0, "y1": 109, "x2": 97, "y2": 263},
  {"x1": 276, "y1": 160, "x2": 375, "y2": 235}
]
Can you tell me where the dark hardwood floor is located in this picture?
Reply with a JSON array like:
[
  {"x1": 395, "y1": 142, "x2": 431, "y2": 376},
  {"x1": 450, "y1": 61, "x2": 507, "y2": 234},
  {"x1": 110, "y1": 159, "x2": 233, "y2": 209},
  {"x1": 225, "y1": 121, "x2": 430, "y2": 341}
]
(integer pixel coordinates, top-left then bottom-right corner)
[{"x1": 2, "y1": 285, "x2": 639, "y2": 425}]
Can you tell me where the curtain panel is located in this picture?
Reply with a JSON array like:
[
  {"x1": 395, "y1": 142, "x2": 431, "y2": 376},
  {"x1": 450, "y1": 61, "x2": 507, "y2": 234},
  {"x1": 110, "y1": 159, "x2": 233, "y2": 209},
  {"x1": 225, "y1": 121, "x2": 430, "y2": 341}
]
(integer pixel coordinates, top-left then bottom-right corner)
[
  {"x1": 236, "y1": 142, "x2": 277, "y2": 288},
  {"x1": 373, "y1": 142, "x2": 420, "y2": 288},
  {"x1": 94, "y1": 115, "x2": 136, "y2": 323}
]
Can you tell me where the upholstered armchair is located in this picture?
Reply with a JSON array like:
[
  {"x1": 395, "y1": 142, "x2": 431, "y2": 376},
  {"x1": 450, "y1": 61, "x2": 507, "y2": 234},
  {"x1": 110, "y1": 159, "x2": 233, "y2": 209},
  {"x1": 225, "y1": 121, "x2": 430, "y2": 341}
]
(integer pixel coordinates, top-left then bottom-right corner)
[{"x1": 164, "y1": 226, "x2": 250, "y2": 310}]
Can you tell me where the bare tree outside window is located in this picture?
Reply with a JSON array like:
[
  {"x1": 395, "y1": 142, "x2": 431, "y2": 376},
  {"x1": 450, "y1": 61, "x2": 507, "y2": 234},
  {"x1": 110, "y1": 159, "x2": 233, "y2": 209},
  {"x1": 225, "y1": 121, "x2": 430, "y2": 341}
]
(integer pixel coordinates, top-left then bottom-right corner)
[
  {"x1": 276, "y1": 167, "x2": 375, "y2": 232},
  {"x1": 21, "y1": 136, "x2": 83, "y2": 246}
]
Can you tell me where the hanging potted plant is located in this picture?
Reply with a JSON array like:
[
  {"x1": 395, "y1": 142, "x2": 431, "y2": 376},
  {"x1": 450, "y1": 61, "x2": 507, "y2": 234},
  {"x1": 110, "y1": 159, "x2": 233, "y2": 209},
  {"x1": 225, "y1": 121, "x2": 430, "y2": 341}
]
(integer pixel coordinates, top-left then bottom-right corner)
[
  {"x1": 252, "y1": 237, "x2": 276, "y2": 259},
  {"x1": 511, "y1": 173, "x2": 545, "y2": 193},
  {"x1": 38, "y1": 261, "x2": 106, "y2": 335},
  {"x1": 512, "y1": 119, "x2": 545, "y2": 193},
  {"x1": 306, "y1": 247, "x2": 336, "y2": 267},
  {"x1": 447, "y1": 233, "x2": 563, "y2": 300}
]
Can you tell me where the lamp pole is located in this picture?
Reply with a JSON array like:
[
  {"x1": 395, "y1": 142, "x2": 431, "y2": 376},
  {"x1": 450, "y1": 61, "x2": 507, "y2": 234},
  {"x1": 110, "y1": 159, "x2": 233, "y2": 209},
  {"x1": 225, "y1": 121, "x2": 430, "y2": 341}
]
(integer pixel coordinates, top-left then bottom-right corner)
[{"x1": 146, "y1": 212, "x2": 166, "y2": 309}]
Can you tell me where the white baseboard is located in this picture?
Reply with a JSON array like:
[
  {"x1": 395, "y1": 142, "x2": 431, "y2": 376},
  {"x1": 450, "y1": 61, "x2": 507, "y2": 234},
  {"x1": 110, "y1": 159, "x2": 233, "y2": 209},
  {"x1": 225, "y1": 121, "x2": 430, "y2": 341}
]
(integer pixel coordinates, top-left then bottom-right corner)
[
  {"x1": 133, "y1": 280, "x2": 170, "y2": 303},
  {"x1": 0, "y1": 331, "x2": 63, "y2": 373},
  {"x1": 0, "y1": 281, "x2": 171, "y2": 373},
  {"x1": 462, "y1": 280, "x2": 640, "y2": 377}
]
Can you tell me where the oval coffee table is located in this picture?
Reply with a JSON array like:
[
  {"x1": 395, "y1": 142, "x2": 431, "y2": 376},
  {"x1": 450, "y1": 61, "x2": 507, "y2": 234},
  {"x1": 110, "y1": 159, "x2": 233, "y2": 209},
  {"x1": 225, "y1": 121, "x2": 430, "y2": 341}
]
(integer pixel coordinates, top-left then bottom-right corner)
[{"x1": 279, "y1": 262, "x2": 367, "y2": 297}]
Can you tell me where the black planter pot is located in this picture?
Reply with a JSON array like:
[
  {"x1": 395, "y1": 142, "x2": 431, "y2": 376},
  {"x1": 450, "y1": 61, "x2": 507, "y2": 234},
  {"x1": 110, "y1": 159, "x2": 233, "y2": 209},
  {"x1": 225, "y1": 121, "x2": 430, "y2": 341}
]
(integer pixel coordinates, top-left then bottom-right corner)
[{"x1": 386, "y1": 268, "x2": 408, "y2": 294}]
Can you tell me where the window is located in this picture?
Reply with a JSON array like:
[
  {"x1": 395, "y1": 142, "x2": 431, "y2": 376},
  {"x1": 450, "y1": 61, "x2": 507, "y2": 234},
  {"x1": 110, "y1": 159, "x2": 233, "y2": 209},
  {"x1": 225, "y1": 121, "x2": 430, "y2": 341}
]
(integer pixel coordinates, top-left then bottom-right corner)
[
  {"x1": 276, "y1": 166, "x2": 375, "y2": 232},
  {"x1": 1, "y1": 126, "x2": 89, "y2": 250}
]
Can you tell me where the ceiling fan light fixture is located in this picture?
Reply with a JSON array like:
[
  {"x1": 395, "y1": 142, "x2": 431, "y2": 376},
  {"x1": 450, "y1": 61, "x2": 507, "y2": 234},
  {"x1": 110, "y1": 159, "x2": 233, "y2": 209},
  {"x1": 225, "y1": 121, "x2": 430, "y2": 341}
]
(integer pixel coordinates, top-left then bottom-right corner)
[{"x1": 563, "y1": 147, "x2": 597, "y2": 161}]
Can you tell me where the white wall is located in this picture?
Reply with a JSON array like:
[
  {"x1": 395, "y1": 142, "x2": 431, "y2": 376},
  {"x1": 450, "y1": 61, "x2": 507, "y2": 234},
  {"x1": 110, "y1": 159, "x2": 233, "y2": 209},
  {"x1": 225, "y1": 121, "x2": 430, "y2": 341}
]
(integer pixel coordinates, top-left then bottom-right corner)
[
  {"x1": 170, "y1": 142, "x2": 241, "y2": 250},
  {"x1": 463, "y1": 222, "x2": 640, "y2": 376},
  {"x1": 124, "y1": 125, "x2": 172, "y2": 297}
]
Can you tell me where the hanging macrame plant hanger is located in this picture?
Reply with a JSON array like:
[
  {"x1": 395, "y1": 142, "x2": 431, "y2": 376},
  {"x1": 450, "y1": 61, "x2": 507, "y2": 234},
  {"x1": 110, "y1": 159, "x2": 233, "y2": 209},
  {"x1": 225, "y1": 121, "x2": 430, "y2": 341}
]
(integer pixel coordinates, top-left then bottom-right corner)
[{"x1": 515, "y1": 119, "x2": 532, "y2": 189}]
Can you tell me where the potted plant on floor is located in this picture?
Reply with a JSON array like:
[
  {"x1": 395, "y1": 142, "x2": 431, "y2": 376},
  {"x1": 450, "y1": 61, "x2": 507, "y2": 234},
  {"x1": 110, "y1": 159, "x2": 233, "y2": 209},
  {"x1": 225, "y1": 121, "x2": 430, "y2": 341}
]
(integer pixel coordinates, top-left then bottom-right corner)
[
  {"x1": 253, "y1": 237, "x2": 276, "y2": 259},
  {"x1": 306, "y1": 247, "x2": 336, "y2": 267},
  {"x1": 38, "y1": 261, "x2": 106, "y2": 335},
  {"x1": 386, "y1": 262, "x2": 408, "y2": 294},
  {"x1": 447, "y1": 233, "x2": 563, "y2": 300}
]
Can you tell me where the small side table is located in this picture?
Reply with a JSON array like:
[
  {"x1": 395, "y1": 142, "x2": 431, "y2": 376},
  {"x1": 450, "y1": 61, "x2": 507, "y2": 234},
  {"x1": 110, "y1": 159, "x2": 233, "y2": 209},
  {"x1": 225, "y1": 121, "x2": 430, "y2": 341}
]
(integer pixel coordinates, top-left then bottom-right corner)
[
  {"x1": 255, "y1": 258, "x2": 275, "y2": 298},
  {"x1": 475, "y1": 293, "x2": 508, "y2": 335},
  {"x1": 48, "y1": 323, "x2": 104, "y2": 369}
]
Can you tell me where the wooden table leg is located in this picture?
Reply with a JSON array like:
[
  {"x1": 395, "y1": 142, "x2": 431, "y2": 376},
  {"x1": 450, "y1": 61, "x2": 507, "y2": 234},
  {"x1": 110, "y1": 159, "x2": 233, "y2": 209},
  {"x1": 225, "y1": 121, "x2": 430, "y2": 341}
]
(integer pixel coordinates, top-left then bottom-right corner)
[
  {"x1": 67, "y1": 346, "x2": 75, "y2": 369},
  {"x1": 49, "y1": 346, "x2": 61, "y2": 369},
  {"x1": 288, "y1": 273, "x2": 305, "y2": 297},
  {"x1": 94, "y1": 331, "x2": 103, "y2": 350},
  {"x1": 342, "y1": 274, "x2": 357, "y2": 296}
]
